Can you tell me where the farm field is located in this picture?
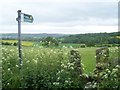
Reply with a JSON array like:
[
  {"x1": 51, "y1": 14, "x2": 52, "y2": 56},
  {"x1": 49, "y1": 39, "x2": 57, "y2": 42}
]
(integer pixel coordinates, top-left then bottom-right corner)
[
  {"x1": 0, "y1": 40, "x2": 81, "y2": 47},
  {"x1": 0, "y1": 40, "x2": 33, "y2": 46},
  {"x1": 1, "y1": 45, "x2": 119, "y2": 89}
]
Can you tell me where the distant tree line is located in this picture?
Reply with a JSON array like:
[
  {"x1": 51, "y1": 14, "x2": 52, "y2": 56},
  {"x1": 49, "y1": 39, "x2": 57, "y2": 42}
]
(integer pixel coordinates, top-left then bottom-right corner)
[
  {"x1": 60, "y1": 32, "x2": 120, "y2": 47},
  {"x1": 1, "y1": 42, "x2": 18, "y2": 46},
  {"x1": 1, "y1": 32, "x2": 120, "y2": 47}
]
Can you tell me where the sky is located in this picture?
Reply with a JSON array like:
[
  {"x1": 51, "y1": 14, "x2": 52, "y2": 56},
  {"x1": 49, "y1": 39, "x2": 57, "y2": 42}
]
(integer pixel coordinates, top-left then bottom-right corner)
[{"x1": 0, "y1": 0, "x2": 119, "y2": 34}]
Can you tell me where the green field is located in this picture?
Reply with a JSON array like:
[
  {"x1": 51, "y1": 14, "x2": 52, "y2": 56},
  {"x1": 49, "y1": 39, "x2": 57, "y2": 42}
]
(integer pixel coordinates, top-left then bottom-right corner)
[{"x1": 0, "y1": 40, "x2": 33, "y2": 46}]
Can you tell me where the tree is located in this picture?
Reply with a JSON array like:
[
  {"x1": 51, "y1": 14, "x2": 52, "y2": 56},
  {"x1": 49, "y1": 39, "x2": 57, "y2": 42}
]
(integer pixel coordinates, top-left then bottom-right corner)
[{"x1": 42, "y1": 36, "x2": 59, "y2": 47}]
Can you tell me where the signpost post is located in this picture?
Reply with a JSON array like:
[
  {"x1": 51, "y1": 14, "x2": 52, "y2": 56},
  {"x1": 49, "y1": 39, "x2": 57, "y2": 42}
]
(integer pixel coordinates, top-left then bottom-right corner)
[
  {"x1": 16, "y1": 10, "x2": 33, "y2": 68},
  {"x1": 16, "y1": 10, "x2": 22, "y2": 67}
]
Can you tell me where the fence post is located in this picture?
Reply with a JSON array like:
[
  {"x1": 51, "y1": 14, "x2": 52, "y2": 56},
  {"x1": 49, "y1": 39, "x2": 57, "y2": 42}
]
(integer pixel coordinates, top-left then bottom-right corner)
[
  {"x1": 69, "y1": 49, "x2": 82, "y2": 75},
  {"x1": 95, "y1": 47, "x2": 109, "y2": 72},
  {"x1": 96, "y1": 49, "x2": 101, "y2": 64}
]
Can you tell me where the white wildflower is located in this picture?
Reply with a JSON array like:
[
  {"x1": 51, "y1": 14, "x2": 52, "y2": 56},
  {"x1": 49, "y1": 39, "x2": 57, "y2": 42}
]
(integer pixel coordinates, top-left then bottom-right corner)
[
  {"x1": 65, "y1": 52, "x2": 67, "y2": 55},
  {"x1": 112, "y1": 68, "x2": 118, "y2": 73},
  {"x1": 70, "y1": 67, "x2": 74, "y2": 70},
  {"x1": 26, "y1": 60, "x2": 30, "y2": 63},
  {"x1": 50, "y1": 49, "x2": 53, "y2": 52},
  {"x1": 53, "y1": 82, "x2": 59, "y2": 85},
  {"x1": 116, "y1": 65, "x2": 120, "y2": 68},
  {"x1": 8, "y1": 68, "x2": 10, "y2": 71},
  {"x1": 65, "y1": 80, "x2": 69, "y2": 83},
  {"x1": 106, "y1": 69, "x2": 109, "y2": 71},
  {"x1": 57, "y1": 77, "x2": 60, "y2": 80},
  {"x1": 7, "y1": 83, "x2": 10, "y2": 85},
  {"x1": 53, "y1": 51, "x2": 56, "y2": 54},
  {"x1": 63, "y1": 65, "x2": 67, "y2": 68},
  {"x1": 34, "y1": 60, "x2": 37, "y2": 63},
  {"x1": 16, "y1": 65, "x2": 19, "y2": 67},
  {"x1": 61, "y1": 63, "x2": 64, "y2": 67},
  {"x1": 10, "y1": 49, "x2": 14, "y2": 52}
]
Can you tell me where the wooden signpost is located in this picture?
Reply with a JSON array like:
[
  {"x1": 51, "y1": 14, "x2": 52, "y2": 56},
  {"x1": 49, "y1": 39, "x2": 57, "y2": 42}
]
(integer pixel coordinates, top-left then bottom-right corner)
[{"x1": 16, "y1": 10, "x2": 33, "y2": 67}]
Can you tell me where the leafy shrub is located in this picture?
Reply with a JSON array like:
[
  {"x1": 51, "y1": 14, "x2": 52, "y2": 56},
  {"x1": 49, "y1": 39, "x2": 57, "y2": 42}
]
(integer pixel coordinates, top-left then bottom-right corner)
[
  {"x1": 42, "y1": 37, "x2": 59, "y2": 47},
  {"x1": 80, "y1": 44, "x2": 86, "y2": 48},
  {"x1": 88, "y1": 65, "x2": 120, "y2": 89},
  {"x1": 13, "y1": 42, "x2": 18, "y2": 46},
  {"x1": 2, "y1": 42, "x2": 12, "y2": 45}
]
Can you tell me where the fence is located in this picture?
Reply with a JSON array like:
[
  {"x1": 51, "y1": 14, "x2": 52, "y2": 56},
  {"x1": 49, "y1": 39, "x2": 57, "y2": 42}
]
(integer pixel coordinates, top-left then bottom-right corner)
[{"x1": 69, "y1": 47, "x2": 110, "y2": 75}]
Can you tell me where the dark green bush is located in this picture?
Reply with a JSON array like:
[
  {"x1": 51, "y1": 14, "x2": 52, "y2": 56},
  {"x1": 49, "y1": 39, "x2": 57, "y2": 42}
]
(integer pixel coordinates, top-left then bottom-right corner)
[
  {"x1": 2, "y1": 42, "x2": 12, "y2": 45},
  {"x1": 80, "y1": 44, "x2": 86, "y2": 48}
]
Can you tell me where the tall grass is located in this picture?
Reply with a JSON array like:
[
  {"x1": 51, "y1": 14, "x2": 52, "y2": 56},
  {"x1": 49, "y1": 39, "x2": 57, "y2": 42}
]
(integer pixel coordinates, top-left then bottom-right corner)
[{"x1": 1, "y1": 45, "x2": 119, "y2": 89}]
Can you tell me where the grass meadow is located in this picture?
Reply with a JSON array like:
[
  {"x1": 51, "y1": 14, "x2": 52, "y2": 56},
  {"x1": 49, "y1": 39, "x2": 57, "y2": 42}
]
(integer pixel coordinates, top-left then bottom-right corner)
[{"x1": 2, "y1": 45, "x2": 97, "y2": 73}]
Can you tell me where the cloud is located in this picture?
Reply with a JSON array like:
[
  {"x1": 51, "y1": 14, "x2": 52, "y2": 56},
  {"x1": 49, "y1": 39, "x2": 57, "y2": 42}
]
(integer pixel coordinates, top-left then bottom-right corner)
[
  {"x1": 0, "y1": 0, "x2": 118, "y2": 34},
  {"x1": 0, "y1": 2, "x2": 117, "y2": 24},
  {"x1": 1, "y1": 0, "x2": 119, "y2": 3},
  {"x1": 0, "y1": 24, "x2": 117, "y2": 34}
]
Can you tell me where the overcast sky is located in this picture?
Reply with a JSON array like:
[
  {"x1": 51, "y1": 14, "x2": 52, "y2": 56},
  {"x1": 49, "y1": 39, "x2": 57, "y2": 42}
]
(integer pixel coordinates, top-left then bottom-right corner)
[{"x1": 0, "y1": 0, "x2": 118, "y2": 34}]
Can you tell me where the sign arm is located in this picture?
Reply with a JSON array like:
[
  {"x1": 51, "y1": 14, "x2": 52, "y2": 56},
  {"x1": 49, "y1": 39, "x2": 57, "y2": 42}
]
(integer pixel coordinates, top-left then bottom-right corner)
[{"x1": 16, "y1": 10, "x2": 33, "y2": 68}]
